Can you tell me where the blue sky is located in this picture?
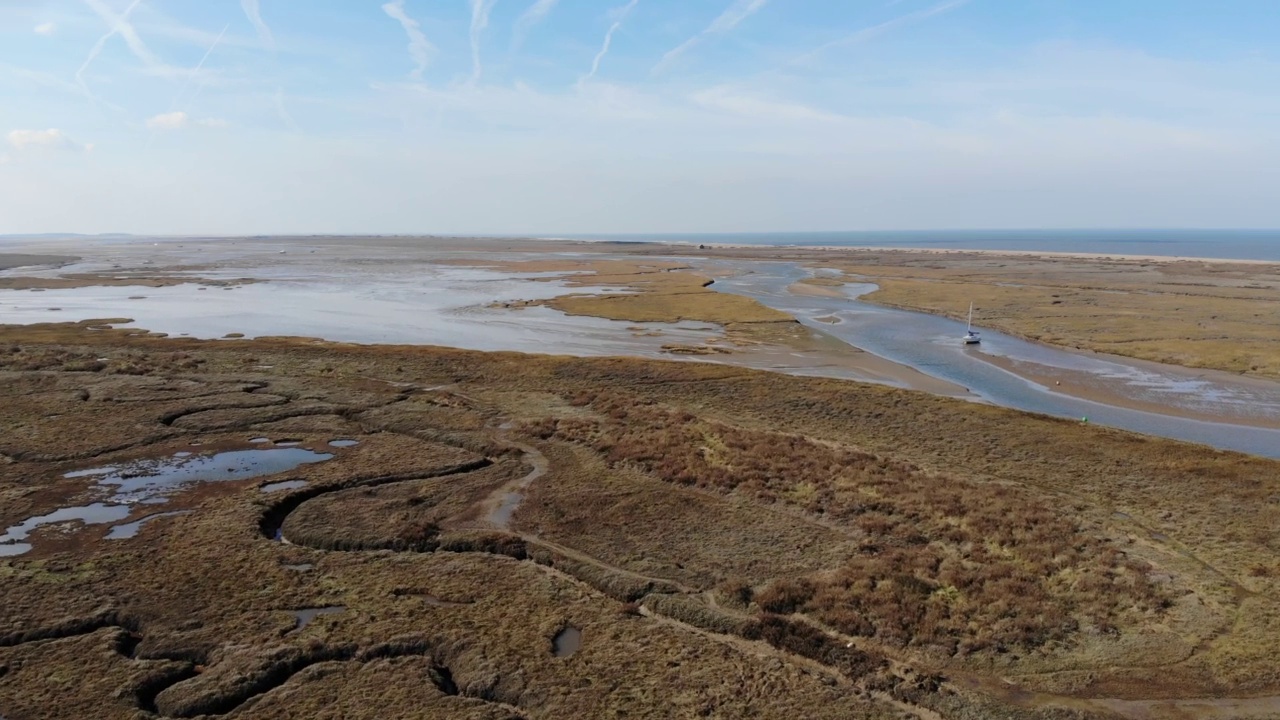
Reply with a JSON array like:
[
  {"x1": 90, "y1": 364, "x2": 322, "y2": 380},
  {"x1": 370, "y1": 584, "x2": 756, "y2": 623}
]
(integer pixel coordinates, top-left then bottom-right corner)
[{"x1": 1, "y1": 0, "x2": 1278, "y2": 235}]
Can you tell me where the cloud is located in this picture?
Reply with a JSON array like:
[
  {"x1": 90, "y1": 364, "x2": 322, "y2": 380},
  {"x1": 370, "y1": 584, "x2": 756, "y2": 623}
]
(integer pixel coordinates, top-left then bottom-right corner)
[
  {"x1": 513, "y1": 0, "x2": 558, "y2": 49},
  {"x1": 794, "y1": 0, "x2": 970, "y2": 65},
  {"x1": 145, "y1": 112, "x2": 228, "y2": 130},
  {"x1": 654, "y1": 0, "x2": 767, "y2": 73},
  {"x1": 468, "y1": 0, "x2": 499, "y2": 84},
  {"x1": 146, "y1": 111, "x2": 187, "y2": 130},
  {"x1": 691, "y1": 86, "x2": 843, "y2": 123},
  {"x1": 583, "y1": 0, "x2": 641, "y2": 84},
  {"x1": 7, "y1": 129, "x2": 93, "y2": 153},
  {"x1": 240, "y1": 0, "x2": 274, "y2": 48},
  {"x1": 34, "y1": 22, "x2": 56, "y2": 36},
  {"x1": 382, "y1": 0, "x2": 435, "y2": 80}
]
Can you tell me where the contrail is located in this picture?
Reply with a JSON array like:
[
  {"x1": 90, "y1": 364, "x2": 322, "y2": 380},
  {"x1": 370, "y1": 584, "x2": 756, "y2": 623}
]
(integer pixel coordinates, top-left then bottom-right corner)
[
  {"x1": 240, "y1": 0, "x2": 274, "y2": 49},
  {"x1": 468, "y1": 0, "x2": 499, "y2": 84},
  {"x1": 583, "y1": 0, "x2": 640, "y2": 84},
  {"x1": 175, "y1": 22, "x2": 230, "y2": 111},
  {"x1": 512, "y1": 0, "x2": 558, "y2": 50},
  {"x1": 275, "y1": 88, "x2": 299, "y2": 131},
  {"x1": 793, "y1": 0, "x2": 971, "y2": 65},
  {"x1": 83, "y1": 0, "x2": 159, "y2": 66},
  {"x1": 654, "y1": 0, "x2": 767, "y2": 74},
  {"x1": 383, "y1": 0, "x2": 435, "y2": 80},
  {"x1": 76, "y1": 0, "x2": 147, "y2": 98},
  {"x1": 144, "y1": 22, "x2": 229, "y2": 150}
]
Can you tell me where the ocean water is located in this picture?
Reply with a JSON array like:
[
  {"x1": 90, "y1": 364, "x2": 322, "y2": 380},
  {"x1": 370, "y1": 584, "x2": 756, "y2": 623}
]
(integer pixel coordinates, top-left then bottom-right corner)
[{"x1": 557, "y1": 229, "x2": 1280, "y2": 262}]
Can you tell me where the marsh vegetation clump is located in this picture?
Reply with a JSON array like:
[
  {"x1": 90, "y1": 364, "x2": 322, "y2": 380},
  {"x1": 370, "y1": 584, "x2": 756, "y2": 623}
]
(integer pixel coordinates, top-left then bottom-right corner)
[{"x1": 532, "y1": 391, "x2": 1169, "y2": 655}]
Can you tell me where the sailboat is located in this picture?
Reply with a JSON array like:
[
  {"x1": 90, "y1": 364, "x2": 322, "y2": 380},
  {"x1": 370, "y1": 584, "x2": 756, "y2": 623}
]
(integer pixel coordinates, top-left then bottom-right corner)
[{"x1": 963, "y1": 302, "x2": 981, "y2": 345}]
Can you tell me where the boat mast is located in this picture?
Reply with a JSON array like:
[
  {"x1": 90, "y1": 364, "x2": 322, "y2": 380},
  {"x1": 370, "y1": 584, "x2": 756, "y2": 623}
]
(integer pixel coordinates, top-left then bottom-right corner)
[{"x1": 967, "y1": 302, "x2": 973, "y2": 333}]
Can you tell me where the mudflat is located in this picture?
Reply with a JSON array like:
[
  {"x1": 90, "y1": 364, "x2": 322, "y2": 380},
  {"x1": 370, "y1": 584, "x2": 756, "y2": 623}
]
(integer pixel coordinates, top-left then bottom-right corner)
[
  {"x1": 3, "y1": 321, "x2": 1280, "y2": 719},
  {"x1": 0, "y1": 254, "x2": 77, "y2": 272}
]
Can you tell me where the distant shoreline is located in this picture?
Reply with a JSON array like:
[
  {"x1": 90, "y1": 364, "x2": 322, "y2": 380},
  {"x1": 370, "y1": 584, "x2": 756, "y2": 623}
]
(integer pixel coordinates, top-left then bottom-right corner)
[
  {"x1": 652, "y1": 242, "x2": 1280, "y2": 266},
  {"x1": 6, "y1": 232, "x2": 1280, "y2": 266}
]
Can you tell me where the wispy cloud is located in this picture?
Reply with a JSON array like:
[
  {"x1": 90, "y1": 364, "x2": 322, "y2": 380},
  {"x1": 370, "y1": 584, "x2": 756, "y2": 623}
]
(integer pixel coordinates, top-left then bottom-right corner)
[
  {"x1": 794, "y1": 0, "x2": 971, "y2": 65},
  {"x1": 468, "y1": 0, "x2": 499, "y2": 84},
  {"x1": 275, "y1": 88, "x2": 299, "y2": 131},
  {"x1": 382, "y1": 0, "x2": 435, "y2": 80},
  {"x1": 240, "y1": 0, "x2": 274, "y2": 49},
  {"x1": 513, "y1": 0, "x2": 558, "y2": 50},
  {"x1": 654, "y1": 0, "x2": 767, "y2": 73},
  {"x1": 34, "y1": 22, "x2": 56, "y2": 36},
  {"x1": 691, "y1": 85, "x2": 843, "y2": 123},
  {"x1": 8, "y1": 129, "x2": 93, "y2": 153},
  {"x1": 1, "y1": 64, "x2": 83, "y2": 95},
  {"x1": 146, "y1": 111, "x2": 228, "y2": 130},
  {"x1": 582, "y1": 0, "x2": 641, "y2": 84}
]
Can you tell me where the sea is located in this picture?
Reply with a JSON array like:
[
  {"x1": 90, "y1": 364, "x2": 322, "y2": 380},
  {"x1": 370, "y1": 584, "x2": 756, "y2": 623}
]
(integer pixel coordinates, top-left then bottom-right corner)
[{"x1": 554, "y1": 229, "x2": 1280, "y2": 262}]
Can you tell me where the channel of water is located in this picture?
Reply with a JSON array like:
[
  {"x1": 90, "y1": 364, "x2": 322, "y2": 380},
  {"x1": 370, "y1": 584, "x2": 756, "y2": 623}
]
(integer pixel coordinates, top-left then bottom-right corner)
[{"x1": 710, "y1": 262, "x2": 1280, "y2": 459}]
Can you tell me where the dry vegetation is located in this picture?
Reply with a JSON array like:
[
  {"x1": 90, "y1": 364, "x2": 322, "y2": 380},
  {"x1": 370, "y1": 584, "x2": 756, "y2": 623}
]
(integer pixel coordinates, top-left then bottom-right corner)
[
  {"x1": 523, "y1": 393, "x2": 1167, "y2": 657},
  {"x1": 2, "y1": 322, "x2": 1280, "y2": 719}
]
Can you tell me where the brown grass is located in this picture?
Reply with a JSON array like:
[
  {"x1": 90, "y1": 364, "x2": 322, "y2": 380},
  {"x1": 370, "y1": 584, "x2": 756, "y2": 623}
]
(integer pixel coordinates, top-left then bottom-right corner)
[
  {"x1": 524, "y1": 392, "x2": 1168, "y2": 656},
  {"x1": 2, "y1": 321, "x2": 1280, "y2": 718}
]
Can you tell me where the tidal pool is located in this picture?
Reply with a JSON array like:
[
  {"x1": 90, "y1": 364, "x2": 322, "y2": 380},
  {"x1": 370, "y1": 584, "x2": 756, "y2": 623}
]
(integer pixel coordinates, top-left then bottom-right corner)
[
  {"x1": 72, "y1": 447, "x2": 334, "y2": 504},
  {"x1": 552, "y1": 626, "x2": 582, "y2": 658},
  {"x1": 105, "y1": 511, "x2": 191, "y2": 540},
  {"x1": 0, "y1": 447, "x2": 337, "y2": 557},
  {"x1": 290, "y1": 606, "x2": 346, "y2": 631},
  {"x1": 0, "y1": 503, "x2": 131, "y2": 555}
]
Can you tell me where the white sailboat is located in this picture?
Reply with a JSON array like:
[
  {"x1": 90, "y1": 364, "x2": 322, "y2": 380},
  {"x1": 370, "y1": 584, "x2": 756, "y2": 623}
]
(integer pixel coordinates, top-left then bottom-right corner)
[{"x1": 963, "y1": 302, "x2": 981, "y2": 345}]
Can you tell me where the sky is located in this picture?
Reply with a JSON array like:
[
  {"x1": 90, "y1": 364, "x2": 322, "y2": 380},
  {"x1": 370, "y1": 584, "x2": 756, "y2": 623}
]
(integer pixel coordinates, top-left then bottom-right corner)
[{"x1": 1, "y1": 0, "x2": 1278, "y2": 235}]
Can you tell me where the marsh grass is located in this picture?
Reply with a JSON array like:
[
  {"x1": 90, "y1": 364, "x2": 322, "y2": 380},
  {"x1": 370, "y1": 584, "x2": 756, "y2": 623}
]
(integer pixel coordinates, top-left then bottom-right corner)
[
  {"x1": 529, "y1": 391, "x2": 1169, "y2": 656},
  {"x1": 2, "y1": 321, "x2": 1279, "y2": 716}
]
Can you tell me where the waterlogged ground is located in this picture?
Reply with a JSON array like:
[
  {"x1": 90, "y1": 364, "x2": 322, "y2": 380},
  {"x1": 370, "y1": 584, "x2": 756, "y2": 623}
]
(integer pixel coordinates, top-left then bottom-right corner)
[
  {"x1": 4, "y1": 331, "x2": 1280, "y2": 719},
  {"x1": 0, "y1": 236, "x2": 958, "y2": 389},
  {"x1": 5, "y1": 235, "x2": 1280, "y2": 458},
  {"x1": 1, "y1": 441, "x2": 342, "y2": 559},
  {"x1": 0, "y1": 247, "x2": 719, "y2": 354}
]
